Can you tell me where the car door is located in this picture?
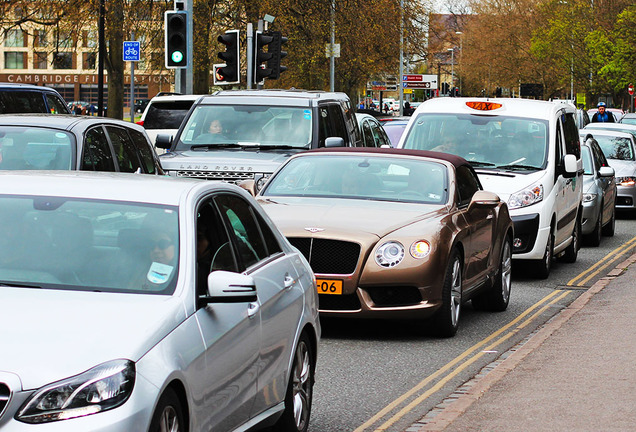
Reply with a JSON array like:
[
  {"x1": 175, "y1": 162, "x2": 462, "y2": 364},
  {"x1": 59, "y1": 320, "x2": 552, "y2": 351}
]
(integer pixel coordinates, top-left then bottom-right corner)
[
  {"x1": 127, "y1": 127, "x2": 161, "y2": 174},
  {"x1": 105, "y1": 125, "x2": 143, "y2": 173},
  {"x1": 192, "y1": 196, "x2": 260, "y2": 431},
  {"x1": 554, "y1": 117, "x2": 572, "y2": 247},
  {"x1": 592, "y1": 140, "x2": 616, "y2": 222},
  {"x1": 80, "y1": 126, "x2": 117, "y2": 171},
  {"x1": 456, "y1": 165, "x2": 495, "y2": 287},
  {"x1": 555, "y1": 113, "x2": 581, "y2": 246},
  {"x1": 213, "y1": 193, "x2": 304, "y2": 421}
]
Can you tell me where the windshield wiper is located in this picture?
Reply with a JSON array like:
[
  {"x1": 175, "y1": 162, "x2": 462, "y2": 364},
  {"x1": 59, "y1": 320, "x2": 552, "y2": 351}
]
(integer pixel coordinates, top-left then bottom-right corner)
[
  {"x1": 495, "y1": 164, "x2": 541, "y2": 171},
  {"x1": 0, "y1": 281, "x2": 42, "y2": 288},
  {"x1": 190, "y1": 143, "x2": 242, "y2": 150},
  {"x1": 243, "y1": 144, "x2": 299, "y2": 150},
  {"x1": 468, "y1": 161, "x2": 496, "y2": 167}
]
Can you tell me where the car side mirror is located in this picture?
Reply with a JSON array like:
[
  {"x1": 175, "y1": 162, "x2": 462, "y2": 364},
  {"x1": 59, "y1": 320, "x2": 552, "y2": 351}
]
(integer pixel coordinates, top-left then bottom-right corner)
[
  {"x1": 562, "y1": 154, "x2": 578, "y2": 178},
  {"x1": 325, "y1": 137, "x2": 345, "y2": 148},
  {"x1": 237, "y1": 179, "x2": 256, "y2": 196},
  {"x1": 468, "y1": 190, "x2": 500, "y2": 210},
  {"x1": 199, "y1": 271, "x2": 257, "y2": 306},
  {"x1": 155, "y1": 134, "x2": 173, "y2": 149},
  {"x1": 599, "y1": 166, "x2": 615, "y2": 177}
]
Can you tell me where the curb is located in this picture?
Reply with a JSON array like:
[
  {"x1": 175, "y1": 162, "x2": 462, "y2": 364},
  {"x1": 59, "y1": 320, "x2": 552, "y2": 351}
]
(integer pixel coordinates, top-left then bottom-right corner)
[{"x1": 413, "y1": 252, "x2": 636, "y2": 432}]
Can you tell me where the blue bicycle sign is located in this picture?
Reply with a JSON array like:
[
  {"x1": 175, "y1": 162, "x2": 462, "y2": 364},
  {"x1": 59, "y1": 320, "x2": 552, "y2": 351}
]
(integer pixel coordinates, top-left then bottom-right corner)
[{"x1": 123, "y1": 41, "x2": 140, "y2": 61}]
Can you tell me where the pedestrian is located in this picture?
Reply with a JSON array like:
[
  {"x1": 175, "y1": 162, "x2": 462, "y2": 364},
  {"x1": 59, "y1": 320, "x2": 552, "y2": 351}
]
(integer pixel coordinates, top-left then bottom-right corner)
[
  {"x1": 591, "y1": 102, "x2": 615, "y2": 123},
  {"x1": 383, "y1": 102, "x2": 389, "y2": 114}
]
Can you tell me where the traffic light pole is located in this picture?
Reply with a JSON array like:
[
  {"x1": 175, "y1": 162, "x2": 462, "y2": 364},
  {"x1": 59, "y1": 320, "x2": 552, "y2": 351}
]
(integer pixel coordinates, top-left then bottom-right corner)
[
  {"x1": 257, "y1": 20, "x2": 264, "y2": 90},
  {"x1": 246, "y1": 23, "x2": 253, "y2": 90}
]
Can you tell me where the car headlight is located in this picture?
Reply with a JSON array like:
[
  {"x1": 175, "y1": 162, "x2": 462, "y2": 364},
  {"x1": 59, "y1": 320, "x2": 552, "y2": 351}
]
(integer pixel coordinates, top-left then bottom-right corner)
[
  {"x1": 583, "y1": 193, "x2": 597, "y2": 203},
  {"x1": 375, "y1": 241, "x2": 405, "y2": 267},
  {"x1": 616, "y1": 176, "x2": 636, "y2": 187},
  {"x1": 256, "y1": 174, "x2": 271, "y2": 192},
  {"x1": 17, "y1": 359, "x2": 135, "y2": 424},
  {"x1": 508, "y1": 184, "x2": 544, "y2": 210},
  {"x1": 410, "y1": 240, "x2": 431, "y2": 259}
]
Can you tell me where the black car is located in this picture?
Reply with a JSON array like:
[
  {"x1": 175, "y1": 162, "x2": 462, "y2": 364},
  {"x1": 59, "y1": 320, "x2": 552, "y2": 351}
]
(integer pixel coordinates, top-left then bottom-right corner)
[
  {"x1": 0, "y1": 83, "x2": 70, "y2": 114},
  {"x1": 0, "y1": 114, "x2": 163, "y2": 174}
]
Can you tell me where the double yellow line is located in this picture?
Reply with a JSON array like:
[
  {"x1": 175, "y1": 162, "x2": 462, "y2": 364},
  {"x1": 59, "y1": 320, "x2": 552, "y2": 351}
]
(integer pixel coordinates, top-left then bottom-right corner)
[
  {"x1": 567, "y1": 235, "x2": 636, "y2": 287},
  {"x1": 356, "y1": 238, "x2": 636, "y2": 432}
]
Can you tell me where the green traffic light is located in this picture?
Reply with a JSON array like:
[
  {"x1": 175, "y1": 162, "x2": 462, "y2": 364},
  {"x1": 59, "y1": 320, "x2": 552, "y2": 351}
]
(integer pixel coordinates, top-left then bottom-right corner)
[{"x1": 171, "y1": 51, "x2": 184, "y2": 63}]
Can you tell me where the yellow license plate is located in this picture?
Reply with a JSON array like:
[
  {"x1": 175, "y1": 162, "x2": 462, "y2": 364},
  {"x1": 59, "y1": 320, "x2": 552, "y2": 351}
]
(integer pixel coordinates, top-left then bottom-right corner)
[{"x1": 316, "y1": 279, "x2": 343, "y2": 295}]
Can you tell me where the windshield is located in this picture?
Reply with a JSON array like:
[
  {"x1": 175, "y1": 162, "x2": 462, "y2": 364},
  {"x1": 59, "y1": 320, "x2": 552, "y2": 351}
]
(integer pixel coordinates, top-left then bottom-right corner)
[
  {"x1": 176, "y1": 105, "x2": 313, "y2": 150},
  {"x1": 402, "y1": 114, "x2": 549, "y2": 171},
  {"x1": 263, "y1": 155, "x2": 448, "y2": 204},
  {"x1": 0, "y1": 195, "x2": 179, "y2": 294},
  {"x1": 0, "y1": 127, "x2": 74, "y2": 170},
  {"x1": 594, "y1": 136, "x2": 634, "y2": 161}
]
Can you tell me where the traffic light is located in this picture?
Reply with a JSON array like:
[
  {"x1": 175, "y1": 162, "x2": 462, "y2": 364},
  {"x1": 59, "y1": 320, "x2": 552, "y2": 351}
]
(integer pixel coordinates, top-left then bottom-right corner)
[
  {"x1": 442, "y1": 82, "x2": 449, "y2": 95},
  {"x1": 253, "y1": 31, "x2": 274, "y2": 84},
  {"x1": 164, "y1": 11, "x2": 187, "y2": 68},
  {"x1": 216, "y1": 30, "x2": 240, "y2": 84},
  {"x1": 266, "y1": 31, "x2": 288, "y2": 80}
]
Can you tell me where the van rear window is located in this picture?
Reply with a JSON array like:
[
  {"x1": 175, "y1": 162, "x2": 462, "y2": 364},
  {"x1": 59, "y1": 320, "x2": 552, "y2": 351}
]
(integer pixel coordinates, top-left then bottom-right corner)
[
  {"x1": 0, "y1": 91, "x2": 47, "y2": 114},
  {"x1": 143, "y1": 101, "x2": 194, "y2": 129}
]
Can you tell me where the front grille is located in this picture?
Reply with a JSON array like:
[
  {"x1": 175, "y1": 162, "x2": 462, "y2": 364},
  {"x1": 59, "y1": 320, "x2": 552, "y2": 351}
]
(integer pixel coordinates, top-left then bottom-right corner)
[
  {"x1": 176, "y1": 171, "x2": 254, "y2": 182},
  {"x1": 366, "y1": 286, "x2": 422, "y2": 307},
  {"x1": 0, "y1": 383, "x2": 10, "y2": 419},
  {"x1": 319, "y1": 293, "x2": 361, "y2": 311},
  {"x1": 288, "y1": 238, "x2": 360, "y2": 274}
]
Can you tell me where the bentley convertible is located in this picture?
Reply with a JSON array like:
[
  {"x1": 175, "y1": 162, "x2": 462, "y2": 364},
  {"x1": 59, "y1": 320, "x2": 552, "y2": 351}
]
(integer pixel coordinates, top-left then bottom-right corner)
[{"x1": 252, "y1": 147, "x2": 513, "y2": 337}]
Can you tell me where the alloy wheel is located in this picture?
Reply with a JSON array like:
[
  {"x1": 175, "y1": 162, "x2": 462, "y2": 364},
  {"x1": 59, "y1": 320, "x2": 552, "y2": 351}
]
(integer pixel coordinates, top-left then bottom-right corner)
[{"x1": 292, "y1": 340, "x2": 312, "y2": 431}]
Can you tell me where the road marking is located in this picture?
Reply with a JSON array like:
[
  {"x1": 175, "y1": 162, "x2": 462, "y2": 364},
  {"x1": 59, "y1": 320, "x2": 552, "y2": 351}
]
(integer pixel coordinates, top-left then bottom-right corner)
[
  {"x1": 353, "y1": 289, "x2": 569, "y2": 432},
  {"x1": 567, "y1": 235, "x2": 636, "y2": 286}
]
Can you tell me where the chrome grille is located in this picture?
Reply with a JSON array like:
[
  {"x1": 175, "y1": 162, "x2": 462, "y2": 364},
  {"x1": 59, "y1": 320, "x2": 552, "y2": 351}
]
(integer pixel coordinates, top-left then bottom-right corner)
[
  {"x1": 288, "y1": 237, "x2": 360, "y2": 275},
  {"x1": 176, "y1": 171, "x2": 254, "y2": 182},
  {"x1": 0, "y1": 383, "x2": 10, "y2": 419}
]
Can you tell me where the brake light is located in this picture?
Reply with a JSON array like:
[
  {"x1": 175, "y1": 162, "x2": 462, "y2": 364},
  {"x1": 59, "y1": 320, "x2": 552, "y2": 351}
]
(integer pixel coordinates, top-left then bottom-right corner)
[
  {"x1": 136, "y1": 120, "x2": 144, "y2": 126},
  {"x1": 466, "y1": 101, "x2": 503, "y2": 111}
]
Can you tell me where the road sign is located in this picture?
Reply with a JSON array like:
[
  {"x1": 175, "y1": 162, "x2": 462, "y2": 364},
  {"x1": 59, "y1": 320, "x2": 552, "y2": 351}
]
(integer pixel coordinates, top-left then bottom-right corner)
[
  {"x1": 629, "y1": 83, "x2": 634, "y2": 96},
  {"x1": 402, "y1": 74, "x2": 424, "y2": 82},
  {"x1": 402, "y1": 74, "x2": 437, "y2": 90},
  {"x1": 123, "y1": 41, "x2": 140, "y2": 62}
]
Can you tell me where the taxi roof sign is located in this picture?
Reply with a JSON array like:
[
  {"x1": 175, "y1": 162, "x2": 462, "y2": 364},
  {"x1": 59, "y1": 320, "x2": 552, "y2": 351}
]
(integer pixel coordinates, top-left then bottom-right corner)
[{"x1": 466, "y1": 101, "x2": 503, "y2": 111}]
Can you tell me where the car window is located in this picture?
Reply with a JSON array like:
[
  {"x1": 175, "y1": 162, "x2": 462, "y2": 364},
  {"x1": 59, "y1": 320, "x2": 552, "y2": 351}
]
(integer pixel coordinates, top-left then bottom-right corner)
[
  {"x1": 82, "y1": 126, "x2": 116, "y2": 171},
  {"x1": 143, "y1": 100, "x2": 194, "y2": 129},
  {"x1": 318, "y1": 106, "x2": 330, "y2": 147},
  {"x1": 45, "y1": 94, "x2": 70, "y2": 114},
  {"x1": 128, "y1": 128, "x2": 157, "y2": 174},
  {"x1": 581, "y1": 145, "x2": 594, "y2": 175},
  {"x1": 456, "y1": 165, "x2": 481, "y2": 207},
  {"x1": 328, "y1": 104, "x2": 349, "y2": 144},
  {"x1": 562, "y1": 112, "x2": 580, "y2": 158},
  {"x1": 361, "y1": 120, "x2": 376, "y2": 147},
  {"x1": 592, "y1": 141, "x2": 610, "y2": 167},
  {"x1": 371, "y1": 120, "x2": 391, "y2": 147},
  {"x1": 595, "y1": 136, "x2": 634, "y2": 161},
  {"x1": 106, "y1": 126, "x2": 142, "y2": 173},
  {"x1": 214, "y1": 194, "x2": 268, "y2": 271},
  {"x1": 0, "y1": 91, "x2": 47, "y2": 114},
  {"x1": 0, "y1": 127, "x2": 74, "y2": 170}
]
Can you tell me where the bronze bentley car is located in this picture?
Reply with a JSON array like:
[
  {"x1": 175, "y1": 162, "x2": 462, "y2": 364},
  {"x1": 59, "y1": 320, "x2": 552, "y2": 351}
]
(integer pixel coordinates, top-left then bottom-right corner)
[{"x1": 253, "y1": 147, "x2": 513, "y2": 336}]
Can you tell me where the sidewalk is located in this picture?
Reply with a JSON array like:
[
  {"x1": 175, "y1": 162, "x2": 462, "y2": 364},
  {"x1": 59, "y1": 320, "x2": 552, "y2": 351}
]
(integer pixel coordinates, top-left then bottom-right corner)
[{"x1": 414, "y1": 253, "x2": 636, "y2": 432}]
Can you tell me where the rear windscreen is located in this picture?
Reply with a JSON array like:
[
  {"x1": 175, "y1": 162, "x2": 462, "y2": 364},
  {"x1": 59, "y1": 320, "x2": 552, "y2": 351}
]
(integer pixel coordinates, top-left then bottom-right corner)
[
  {"x1": 143, "y1": 101, "x2": 194, "y2": 129},
  {"x1": 0, "y1": 91, "x2": 48, "y2": 114}
]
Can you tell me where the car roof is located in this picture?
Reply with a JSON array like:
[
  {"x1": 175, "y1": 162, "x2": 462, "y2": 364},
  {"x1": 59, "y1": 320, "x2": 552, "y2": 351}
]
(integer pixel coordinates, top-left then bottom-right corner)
[
  {"x1": 413, "y1": 97, "x2": 575, "y2": 119},
  {"x1": 584, "y1": 122, "x2": 636, "y2": 131},
  {"x1": 148, "y1": 94, "x2": 204, "y2": 103},
  {"x1": 0, "y1": 114, "x2": 148, "y2": 133},
  {"x1": 196, "y1": 89, "x2": 350, "y2": 107},
  {"x1": 0, "y1": 83, "x2": 60, "y2": 93},
  {"x1": 0, "y1": 171, "x2": 221, "y2": 206},
  {"x1": 580, "y1": 129, "x2": 634, "y2": 139},
  {"x1": 302, "y1": 146, "x2": 471, "y2": 169}
]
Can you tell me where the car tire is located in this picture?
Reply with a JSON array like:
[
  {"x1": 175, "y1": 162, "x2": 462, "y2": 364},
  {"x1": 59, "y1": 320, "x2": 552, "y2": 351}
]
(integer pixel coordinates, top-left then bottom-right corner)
[
  {"x1": 561, "y1": 215, "x2": 580, "y2": 263},
  {"x1": 585, "y1": 209, "x2": 602, "y2": 247},
  {"x1": 149, "y1": 388, "x2": 184, "y2": 432},
  {"x1": 433, "y1": 249, "x2": 462, "y2": 337},
  {"x1": 275, "y1": 333, "x2": 314, "y2": 432},
  {"x1": 602, "y1": 206, "x2": 616, "y2": 237},
  {"x1": 532, "y1": 229, "x2": 553, "y2": 279},
  {"x1": 472, "y1": 238, "x2": 512, "y2": 312}
]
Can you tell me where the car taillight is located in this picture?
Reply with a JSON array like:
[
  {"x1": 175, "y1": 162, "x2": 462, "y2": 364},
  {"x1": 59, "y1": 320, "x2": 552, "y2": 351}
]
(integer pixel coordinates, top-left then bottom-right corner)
[{"x1": 136, "y1": 120, "x2": 144, "y2": 126}]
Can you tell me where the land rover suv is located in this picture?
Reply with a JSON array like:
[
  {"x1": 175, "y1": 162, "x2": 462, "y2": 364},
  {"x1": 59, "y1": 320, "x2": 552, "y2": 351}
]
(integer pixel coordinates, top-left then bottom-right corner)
[{"x1": 157, "y1": 89, "x2": 363, "y2": 191}]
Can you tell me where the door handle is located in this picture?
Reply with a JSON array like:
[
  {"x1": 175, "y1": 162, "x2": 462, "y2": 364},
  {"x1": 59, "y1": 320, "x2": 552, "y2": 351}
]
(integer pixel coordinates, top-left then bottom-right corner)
[
  {"x1": 247, "y1": 302, "x2": 259, "y2": 318},
  {"x1": 284, "y1": 273, "x2": 295, "y2": 289}
]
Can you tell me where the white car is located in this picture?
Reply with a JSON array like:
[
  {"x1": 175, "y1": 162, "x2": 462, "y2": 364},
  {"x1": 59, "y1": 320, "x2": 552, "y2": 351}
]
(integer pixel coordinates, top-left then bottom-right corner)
[
  {"x1": 398, "y1": 98, "x2": 583, "y2": 278},
  {"x1": 0, "y1": 171, "x2": 319, "y2": 432}
]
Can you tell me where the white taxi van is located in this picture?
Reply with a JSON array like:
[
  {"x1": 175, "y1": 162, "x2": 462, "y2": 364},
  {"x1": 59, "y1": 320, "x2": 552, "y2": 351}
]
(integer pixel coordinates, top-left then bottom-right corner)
[{"x1": 398, "y1": 98, "x2": 583, "y2": 278}]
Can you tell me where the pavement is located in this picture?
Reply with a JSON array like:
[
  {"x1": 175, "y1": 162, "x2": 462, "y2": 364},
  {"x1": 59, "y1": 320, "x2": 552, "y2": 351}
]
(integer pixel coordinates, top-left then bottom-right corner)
[{"x1": 408, "y1": 252, "x2": 636, "y2": 432}]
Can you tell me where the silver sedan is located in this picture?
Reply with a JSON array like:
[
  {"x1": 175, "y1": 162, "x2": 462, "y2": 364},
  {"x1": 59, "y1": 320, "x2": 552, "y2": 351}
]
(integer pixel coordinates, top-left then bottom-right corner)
[{"x1": 0, "y1": 171, "x2": 319, "y2": 432}]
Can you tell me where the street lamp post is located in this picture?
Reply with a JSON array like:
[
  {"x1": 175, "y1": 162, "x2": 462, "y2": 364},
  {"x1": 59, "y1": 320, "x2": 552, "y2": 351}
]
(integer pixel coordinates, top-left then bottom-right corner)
[
  {"x1": 455, "y1": 31, "x2": 463, "y2": 96},
  {"x1": 447, "y1": 48, "x2": 455, "y2": 95}
]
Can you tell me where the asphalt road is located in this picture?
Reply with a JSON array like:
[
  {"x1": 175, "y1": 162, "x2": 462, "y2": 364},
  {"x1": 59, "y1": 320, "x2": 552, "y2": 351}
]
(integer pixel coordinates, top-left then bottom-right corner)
[{"x1": 308, "y1": 216, "x2": 636, "y2": 432}]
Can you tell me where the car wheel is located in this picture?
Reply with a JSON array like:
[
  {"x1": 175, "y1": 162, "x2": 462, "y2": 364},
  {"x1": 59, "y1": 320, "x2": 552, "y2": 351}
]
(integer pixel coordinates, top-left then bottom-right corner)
[
  {"x1": 275, "y1": 333, "x2": 314, "y2": 432},
  {"x1": 602, "y1": 205, "x2": 616, "y2": 237},
  {"x1": 472, "y1": 238, "x2": 512, "y2": 312},
  {"x1": 149, "y1": 388, "x2": 184, "y2": 432},
  {"x1": 585, "y1": 208, "x2": 602, "y2": 247},
  {"x1": 561, "y1": 215, "x2": 580, "y2": 263},
  {"x1": 433, "y1": 249, "x2": 462, "y2": 337},
  {"x1": 532, "y1": 229, "x2": 553, "y2": 279}
]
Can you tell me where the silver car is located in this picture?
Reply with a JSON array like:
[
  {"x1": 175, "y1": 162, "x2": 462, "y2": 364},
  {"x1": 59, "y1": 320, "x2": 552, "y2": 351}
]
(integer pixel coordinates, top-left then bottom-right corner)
[
  {"x1": 579, "y1": 136, "x2": 617, "y2": 245},
  {"x1": 0, "y1": 171, "x2": 319, "y2": 432},
  {"x1": 581, "y1": 128, "x2": 636, "y2": 212}
]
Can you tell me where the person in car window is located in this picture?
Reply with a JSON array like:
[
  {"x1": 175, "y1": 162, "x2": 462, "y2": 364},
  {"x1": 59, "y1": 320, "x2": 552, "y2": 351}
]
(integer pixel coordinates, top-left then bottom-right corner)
[
  {"x1": 196, "y1": 119, "x2": 228, "y2": 142},
  {"x1": 591, "y1": 102, "x2": 615, "y2": 123}
]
